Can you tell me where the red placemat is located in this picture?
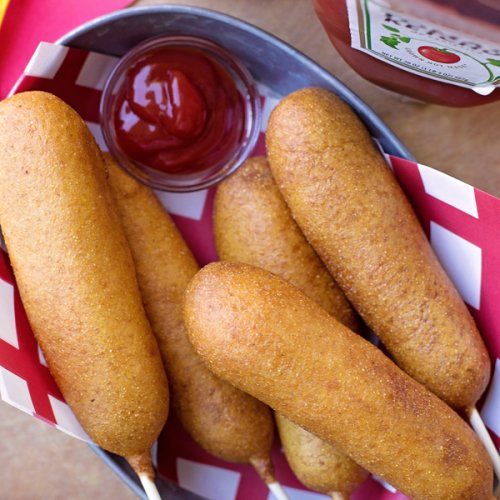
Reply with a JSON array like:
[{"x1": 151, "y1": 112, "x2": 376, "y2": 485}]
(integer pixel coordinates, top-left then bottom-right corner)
[{"x1": 0, "y1": 0, "x2": 132, "y2": 98}]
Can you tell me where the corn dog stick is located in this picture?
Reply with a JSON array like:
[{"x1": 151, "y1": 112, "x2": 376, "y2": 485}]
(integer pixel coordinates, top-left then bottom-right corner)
[
  {"x1": 128, "y1": 453, "x2": 160, "y2": 498},
  {"x1": 331, "y1": 493, "x2": 346, "y2": 500},
  {"x1": 469, "y1": 407, "x2": 500, "y2": 481},
  {"x1": 268, "y1": 482, "x2": 289, "y2": 500},
  {"x1": 138, "y1": 475, "x2": 161, "y2": 500},
  {"x1": 249, "y1": 457, "x2": 288, "y2": 495}
]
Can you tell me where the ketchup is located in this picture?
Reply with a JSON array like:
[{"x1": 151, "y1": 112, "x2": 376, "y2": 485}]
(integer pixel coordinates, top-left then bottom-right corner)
[
  {"x1": 313, "y1": 0, "x2": 500, "y2": 107},
  {"x1": 114, "y1": 46, "x2": 245, "y2": 174}
]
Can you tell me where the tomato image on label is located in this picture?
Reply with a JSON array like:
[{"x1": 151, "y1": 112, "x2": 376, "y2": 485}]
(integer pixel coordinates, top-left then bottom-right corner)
[{"x1": 417, "y1": 47, "x2": 461, "y2": 64}]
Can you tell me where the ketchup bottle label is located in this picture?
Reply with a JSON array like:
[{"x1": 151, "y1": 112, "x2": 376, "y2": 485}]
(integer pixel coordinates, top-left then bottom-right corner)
[{"x1": 346, "y1": 0, "x2": 500, "y2": 95}]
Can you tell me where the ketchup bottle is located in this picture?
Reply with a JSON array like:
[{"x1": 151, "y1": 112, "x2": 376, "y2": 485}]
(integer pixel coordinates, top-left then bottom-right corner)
[{"x1": 313, "y1": 0, "x2": 500, "y2": 106}]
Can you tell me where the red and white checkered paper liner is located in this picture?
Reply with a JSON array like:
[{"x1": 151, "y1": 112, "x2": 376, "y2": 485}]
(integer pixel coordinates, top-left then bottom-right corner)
[{"x1": 1, "y1": 42, "x2": 498, "y2": 500}]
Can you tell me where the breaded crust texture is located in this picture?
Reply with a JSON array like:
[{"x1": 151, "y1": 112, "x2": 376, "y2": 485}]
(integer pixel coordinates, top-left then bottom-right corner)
[
  {"x1": 105, "y1": 156, "x2": 274, "y2": 469},
  {"x1": 215, "y1": 156, "x2": 358, "y2": 331},
  {"x1": 0, "y1": 92, "x2": 168, "y2": 459},
  {"x1": 266, "y1": 88, "x2": 490, "y2": 409},
  {"x1": 215, "y1": 156, "x2": 367, "y2": 495},
  {"x1": 184, "y1": 262, "x2": 493, "y2": 500}
]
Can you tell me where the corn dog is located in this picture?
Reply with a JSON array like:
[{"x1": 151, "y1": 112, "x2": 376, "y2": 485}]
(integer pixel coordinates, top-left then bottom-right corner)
[
  {"x1": 266, "y1": 88, "x2": 490, "y2": 410},
  {"x1": 215, "y1": 156, "x2": 359, "y2": 331},
  {"x1": 104, "y1": 155, "x2": 277, "y2": 484},
  {"x1": 0, "y1": 92, "x2": 168, "y2": 478},
  {"x1": 215, "y1": 156, "x2": 367, "y2": 497},
  {"x1": 184, "y1": 262, "x2": 494, "y2": 500}
]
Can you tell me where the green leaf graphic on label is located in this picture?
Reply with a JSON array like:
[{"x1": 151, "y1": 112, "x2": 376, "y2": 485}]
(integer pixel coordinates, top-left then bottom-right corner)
[
  {"x1": 381, "y1": 35, "x2": 400, "y2": 49},
  {"x1": 382, "y1": 24, "x2": 399, "y2": 33},
  {"x1": 399, "y1": 36, "x2": 410, "y2": 43},
  {"x1": 487, "y1": 58, "x2": 500, "y2": 67}
]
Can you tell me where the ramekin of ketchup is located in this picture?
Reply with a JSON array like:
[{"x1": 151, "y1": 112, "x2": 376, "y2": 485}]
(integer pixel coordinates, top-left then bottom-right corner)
[{"x1": 100, "y1": 36, "x2": 261, "y2": 191}]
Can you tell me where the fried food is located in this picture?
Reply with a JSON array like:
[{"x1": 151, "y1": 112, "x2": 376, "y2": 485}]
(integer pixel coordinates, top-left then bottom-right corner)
[
  {"x1": 214, "y1": 156, "x2": 367, "y2": 496},
  {"x1": 0, "y1": 92, "x2": 168, "y2": 476},
  {"x1": 276, "y1": 418, "x2": 365, "y2": 499},
  {"x1": 215, "y1": 156, "x2": 359, "y2": 330},
  {"x1": 184, "y1": 262, "x2": 493, "y2": 500},
  {"x1": 266, "y1": 88, "x2": 490, "y2": 409},
  {"x1": 104, "y1": 155, "x2": 276, "y2": 482}
]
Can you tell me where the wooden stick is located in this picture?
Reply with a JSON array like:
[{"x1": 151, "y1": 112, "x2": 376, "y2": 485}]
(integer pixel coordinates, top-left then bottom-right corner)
[
  {"x1": 330, "y1": 493, "x2": 346, "y2": 500},
  {"x1": 469, "y1": 406, "x2": 500, "y2": 480},
  {"x1": 268, "y1": 481, "x2": 289, "y2": 500},
  {"x1": 139, "y1": 473, "x2": 162, "y2": 500},
  {"x1": 128, "y1": 453, "x2": 162, "y2": 500},
  {"x1": 250, "y1": 456, "x2": 289, "y2": 500}
]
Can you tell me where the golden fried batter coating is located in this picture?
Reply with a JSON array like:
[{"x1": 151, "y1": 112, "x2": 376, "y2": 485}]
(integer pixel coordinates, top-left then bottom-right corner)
[
  {"x1": 0, "y1": 92, "x2": 168, "y2": 465},
  {"x1": 184, "y1": 262, "x2": 493, "y2": 500},
  {"x1": 105, "y1": 156, "x2": 275, "y2": 476},
  {"x1": 266, "y1": 88, "x2": 490, "y2": 409},
  {"x1": 215, "y1": 156, "x2": 359, "y2": 331},
  {"x1": 276, "y1": 417, "x2": 366, "y2": 497},
  {"x1": 215, "y1": 156, "x2": 367, "y2": 495}
]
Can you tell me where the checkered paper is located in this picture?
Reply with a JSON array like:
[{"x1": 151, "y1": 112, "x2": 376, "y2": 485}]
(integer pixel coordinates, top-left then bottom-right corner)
[{"x1": 1, "y1": 42, "x2": 499, "y2": 500}]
